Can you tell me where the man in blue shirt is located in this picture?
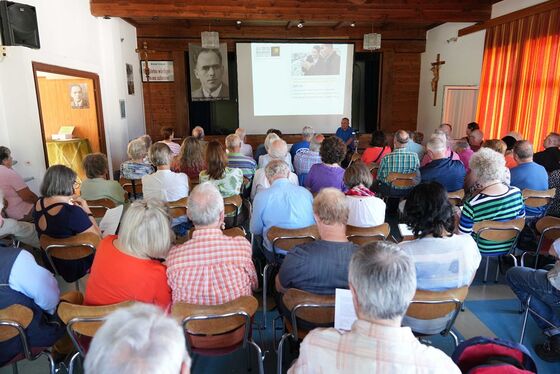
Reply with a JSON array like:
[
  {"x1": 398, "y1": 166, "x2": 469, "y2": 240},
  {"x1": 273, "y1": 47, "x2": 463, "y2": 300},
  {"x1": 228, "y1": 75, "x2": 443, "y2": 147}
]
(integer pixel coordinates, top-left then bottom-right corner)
[
  {"x1": 335, "y1": 117, "x2": 355, "y2": 151},
  {"x1": 511, "y1": 140, "x2": 549, "y2": 216},
  {"x1": 250, "y1": 160, "x2": 315, "y2": 261},
  {"x1": 420, "y1": 137, "x2": 466, "y2": 192},
  {"x1": 290, "y1": 126, "x2": 314, "y2": 160}
]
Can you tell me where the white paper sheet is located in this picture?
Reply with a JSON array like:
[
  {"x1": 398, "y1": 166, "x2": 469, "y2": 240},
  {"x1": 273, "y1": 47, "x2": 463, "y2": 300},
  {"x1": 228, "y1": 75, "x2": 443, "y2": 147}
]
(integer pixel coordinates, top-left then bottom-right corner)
[
  {"x1": 99, "y1": 205, "x2": 124, "y2": 238},
  {"x1": 398, "y1": 223, "x2": 414, "y2": 237},
  {"x1": 334, "y1": 288, "x2": 357, "y2": 331}
]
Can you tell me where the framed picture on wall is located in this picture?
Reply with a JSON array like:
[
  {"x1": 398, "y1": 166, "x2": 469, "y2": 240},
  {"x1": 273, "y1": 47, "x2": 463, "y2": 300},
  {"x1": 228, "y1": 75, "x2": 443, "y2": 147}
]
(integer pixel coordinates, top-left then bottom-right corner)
[
  {"x1": 140, "y1": 60, "x2": 174, "y2": 82},
  {"x1": 69, "y1": 83, "x2": 89, "y2": 109},
  {"x1": 188, "y1": 43, "x2": 230, "y2": 101},
  {"x1": 126, "y1": 63, "x2": 135, "y2": 95}
]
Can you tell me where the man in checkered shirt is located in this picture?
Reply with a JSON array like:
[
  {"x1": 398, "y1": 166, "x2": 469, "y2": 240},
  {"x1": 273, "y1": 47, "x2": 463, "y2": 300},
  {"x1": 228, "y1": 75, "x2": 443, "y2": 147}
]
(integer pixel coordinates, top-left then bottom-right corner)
[{"x1": 166, "y1": 182, "x2": 258, "y2": 305}]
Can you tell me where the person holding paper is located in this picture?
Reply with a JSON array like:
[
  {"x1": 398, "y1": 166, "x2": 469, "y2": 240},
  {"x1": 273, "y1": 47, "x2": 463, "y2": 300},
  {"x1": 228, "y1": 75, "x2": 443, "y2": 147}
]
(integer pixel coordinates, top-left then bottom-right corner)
[
  {"x1": 84, "y1": 199, "x2": 172, "y2": 310},
  {"x1": 0, "y1": 146, "x2": 38, "y2": 221},
  {"x1": 289, "y1": 242, "x2": 459, "y2": 373}
]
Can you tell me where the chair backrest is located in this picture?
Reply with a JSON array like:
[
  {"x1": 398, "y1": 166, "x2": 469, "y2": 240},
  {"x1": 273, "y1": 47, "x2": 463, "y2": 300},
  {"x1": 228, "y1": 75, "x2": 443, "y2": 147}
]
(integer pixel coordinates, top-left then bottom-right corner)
[
  {"x1": 536, "y1": 216, "x2": 560, "y2": 240},
  {"x1": 187, "y1": 226, "x2": 246, "y2": 240},
  {"x1": 189, "y1": 176, "x2": 200, "y2": 191},
  {"x1": 346, "y1": 223, "x2": 390, "y2": 245},
  {"x1": 85, "y1": 198, "x2": 117, "y2": 218},
  {"x1": 267, "y1": 225, "x2": 319, "y2": 252},
  {"x1": 40, "y1": 232, "x2": 100, "y2": 262},
  {"x1": 0, "y1": 304, "x2": 33, "y2": 342},
  {"x1": 282, "y1": 289, "x2": 335, "y2": 340},
  {"x1": 522, "y1": 188, "x2": 556, "y2": 208},
  {"x1": 473, "y1": 218, "x2": 525, "y2": 244},
  {"x1": 171, "y1": 296, "x2": 258, "y2": 353},
  {"x1": 57, "y1": 300, "x2": 134, "y2": 355},
  {"x1": 387, "y1": 172, "x2": 417, "y2": 188},
  {"x1": 119, "y1": 178, "x2": 143, "y2": 199},
  {"x1": 223, "y1": 195, "x2": 242, "y2": 215},
  {"x1": 448, "y1": 189, "x2": 465, "y2": 206},
  {"x1": 167, "y1": 197, "x2": 188, "y2": 218}
]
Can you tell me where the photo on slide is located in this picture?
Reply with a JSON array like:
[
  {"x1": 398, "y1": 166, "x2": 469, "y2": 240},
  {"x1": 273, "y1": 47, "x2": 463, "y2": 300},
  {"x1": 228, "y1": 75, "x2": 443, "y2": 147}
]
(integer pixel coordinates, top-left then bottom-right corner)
[
  {"x1": 188, "y1": 43, "x2": 230, "y2": 101},
  {"x1": 295, "y1": 44, "x2": 341, "y2": 76}
]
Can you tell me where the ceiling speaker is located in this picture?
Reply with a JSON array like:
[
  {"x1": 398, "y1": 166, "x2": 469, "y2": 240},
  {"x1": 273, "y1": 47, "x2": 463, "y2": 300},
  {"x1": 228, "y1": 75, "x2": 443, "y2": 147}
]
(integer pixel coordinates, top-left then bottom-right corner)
[{"x1": 0, "y1": 1, "x2": 40, "y2": 49}]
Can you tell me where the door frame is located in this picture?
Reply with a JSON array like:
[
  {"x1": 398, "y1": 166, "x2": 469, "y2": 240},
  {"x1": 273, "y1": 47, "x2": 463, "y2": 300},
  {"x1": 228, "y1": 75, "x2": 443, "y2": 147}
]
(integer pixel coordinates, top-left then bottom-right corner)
[{"x1": 31, "y1": 61, "x2": 107, "y2": 169}]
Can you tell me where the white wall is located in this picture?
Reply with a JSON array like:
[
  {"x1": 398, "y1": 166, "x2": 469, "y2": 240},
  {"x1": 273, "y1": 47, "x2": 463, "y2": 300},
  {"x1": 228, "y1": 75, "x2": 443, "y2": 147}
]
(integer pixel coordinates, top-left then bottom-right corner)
[
  {"x1": 416, "y1": 0, "x2": 547, "y2": 139},
  {"x1": 0, "y1": 0, "x2": 144, "y2": 191}
]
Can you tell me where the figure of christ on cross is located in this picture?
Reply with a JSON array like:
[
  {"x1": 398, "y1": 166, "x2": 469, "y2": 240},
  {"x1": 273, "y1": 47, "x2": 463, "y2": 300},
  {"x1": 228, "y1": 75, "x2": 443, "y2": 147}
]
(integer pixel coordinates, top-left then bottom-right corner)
[{"x1": 431, "y1": 53, "x2": 446, "y2": 106}]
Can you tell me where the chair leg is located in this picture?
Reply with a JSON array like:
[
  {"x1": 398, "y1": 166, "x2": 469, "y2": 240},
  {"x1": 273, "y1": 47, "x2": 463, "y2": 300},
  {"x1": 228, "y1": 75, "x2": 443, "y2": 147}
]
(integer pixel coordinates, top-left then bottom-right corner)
[
  {"x1": 262, "y1": 264, "x2": 271, "y2": 328},
  {"x1": 11, "y1": 362, "x2": 18, "y2": 374},
  {"x1": 42, "y1": 351, "x2": 56, "y2": 374},
  {"x1": 74, "y1": 280, "x2": 80, "y2": 292},
  {"x1": 68, "y1": 352, "x2": 80, "y2": 374},
  {"x1": 277, "y1": 333, "x2": 290, "y2": 374},
  {"x1": 248, "y1": 339, "x2": 265, "y2": 374},
  {"x1": 483, "y1": 257, "x2": 490, "y2": 283},
  {"x1": 520, "y1": 305, "x2": 530, "y2": 344},
  {"x1": 449, "y1": 330, "x2": 460, "y2": 348},
  {"x1": 494, "y1": 257, "x2": 500, "y2": 283}
]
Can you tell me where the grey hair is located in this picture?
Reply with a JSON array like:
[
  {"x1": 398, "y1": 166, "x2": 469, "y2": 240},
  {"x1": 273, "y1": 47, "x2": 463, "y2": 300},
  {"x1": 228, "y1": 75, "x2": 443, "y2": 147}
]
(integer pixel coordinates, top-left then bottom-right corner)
[
  {"x1": 192, "y1": 126, "x2": 205, "y2": 140},
  {"x1": 302, "y1": 126, "x2": 314, "y2": 139},
  {"x1": 187, "y1": 182, "x2": 224, "y2": 226},
  {"x1": 118, "y1": 199, "x2": 174, "y2": 259},
  {"x1": 40, "y1": 165, "x2": 76, "y2": 197},
  {"x1": 394, "y1": 130, "x2": 409, "y2": 145},
  {"x1": 264, "y1": 160, "x2": 290, "y2": 181},
  {"x1": 149, "y1": 143, "x2": 171, "y2": 167},
  {"x1": 469, "y1": 147, "x2": 506, "y2": 184},
  {"x1": 453, "y1": 139, "x2": 470, "y2": 152},
  {"x1": 84, "y1": 303, "x2": 190, "y2": 374},
  {"x1": 309, "y1": 134, "x2": 324, "y2": 152},
  {"x1": 264, "y1": 133, "x2": 280, "y2": 152},
  {"x1": 225, "y1": 134, "x2": 241, "y2": 151},
  {"x1": 127, "y1": 138, "x2": 148, "y2": 160},
  {"x1": 513, "y1": 140, "x2": 533, "y2": 160},
  {"x1": 235, "y1": 128, "x2": 247, "y2": 141},
  {"x1": 313, "y1": 188, "x2": 348, "y2": 225},
  {"x1": 349, "y1": 242, "x2": 416, "y2": 320},
  {"x1": 427, "y1": 136, "x2": 446, "y2": 153},
  {"x1": 433, "y1": 129, "x2": 448, "y2": 141},
  {"x1": 268, "y1": 139, "x2": 288, "y2": 159}
]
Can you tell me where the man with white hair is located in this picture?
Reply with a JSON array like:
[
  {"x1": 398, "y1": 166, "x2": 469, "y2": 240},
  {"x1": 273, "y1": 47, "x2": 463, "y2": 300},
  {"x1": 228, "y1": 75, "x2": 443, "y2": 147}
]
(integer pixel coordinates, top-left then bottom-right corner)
[
  {"x1": 251, "y1": 160, "x2": 314, "y2": 261},
  {"x1": 288, "y1": 242, "x2": 459, "y2": 373},
  {"x1": 226, "y1": 134, "x2": 256, "y2": 180},
  {"x1": 290, "y1": 126, "x2": 314, "y2": 159},
  {"x1": 166, "y1": 183, "x2": 257, "y2": 304},
  {"x1": 235, "y1": 128, "x2": 253, "y2": 158},
  {"x1": 420, "y1": 136, "x2": 466, "y2": 192},
  {"x1": 420, "y1": 129, "x2": 462, "y2": 167},
  {"x1": 251, "y1": 140, "x2": 298, "y2": 199},
  {"x1": 258, "y1": 137, "x2": 294, "y2": 171},
  {"x1": 534, "y1": 132, "x2": 560, "y2": 173},
  {"x1": 293, "y1": 134, "x2": 324, "y2": 185},
  {"x1": 84, "y1": 304, "x2": 191, "y2": 374}
]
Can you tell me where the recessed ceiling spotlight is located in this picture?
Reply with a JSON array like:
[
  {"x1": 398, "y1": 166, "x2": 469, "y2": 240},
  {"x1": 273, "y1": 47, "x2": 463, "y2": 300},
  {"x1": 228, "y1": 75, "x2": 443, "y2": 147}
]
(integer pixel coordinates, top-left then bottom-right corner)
[
  {"x1": 236, "y1": 20, "x2": 242, "y2": 25},
  {"x1": 297, "y1": 20, "x2": 304, "y2": 28},
  {"x1": 350, "y1": 22, "x2": 356, "y2": 27}
]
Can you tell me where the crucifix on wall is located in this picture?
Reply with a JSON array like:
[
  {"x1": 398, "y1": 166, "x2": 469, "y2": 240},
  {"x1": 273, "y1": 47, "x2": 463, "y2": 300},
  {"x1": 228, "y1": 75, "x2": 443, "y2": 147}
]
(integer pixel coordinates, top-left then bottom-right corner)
[
  {"x1": 135, "y1": 41, "x2": 156, "y2": 128},
  {"x1": 431, "y1": 53, "x2": 445, "y2": 106}
]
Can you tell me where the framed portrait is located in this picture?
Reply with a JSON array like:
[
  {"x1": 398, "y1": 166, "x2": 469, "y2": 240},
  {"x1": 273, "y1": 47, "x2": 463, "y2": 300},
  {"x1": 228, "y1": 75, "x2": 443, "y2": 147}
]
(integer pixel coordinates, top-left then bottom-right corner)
[
  {"x1": 126, "y1": 63, "x2": 135, "y2": 95},
  {"x1": 188, "y1": 43, "x2": 230, "y2": 101},
  {"x1": 140, "y1": 60, "x2": 174, "y2": 82},
  {"x1": 69, "y1": 83, "x2": 89, "y2": 109}
]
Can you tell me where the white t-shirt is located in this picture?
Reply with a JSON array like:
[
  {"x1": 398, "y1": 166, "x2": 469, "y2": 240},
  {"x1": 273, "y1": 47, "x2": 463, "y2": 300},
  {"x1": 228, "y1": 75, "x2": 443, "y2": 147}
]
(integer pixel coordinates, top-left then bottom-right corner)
[
  {"x1": 142, "y1": 169, "x2": 189, "y2": 202},
  {"x1": 250, "y1": 169, "x2": 299, "y2": 200},
  {"x1": 159, "y1": 141, "x2": 181, "y2": 156},
  {"x1": 346, "y1": 195, "x2": 386, "y2": 227}
]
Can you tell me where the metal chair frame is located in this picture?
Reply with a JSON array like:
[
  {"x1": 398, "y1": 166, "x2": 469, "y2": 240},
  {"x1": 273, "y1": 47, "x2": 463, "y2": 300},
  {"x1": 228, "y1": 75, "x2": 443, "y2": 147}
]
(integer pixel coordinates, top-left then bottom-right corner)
[
  {"x1": 84, "y1": 198, "x2": 116, "y2": 218},
  {"x1": 519, "y1": 295, "x2": 560, "y2": 344},
  {"x1": 119, "y1": 178, "x2": 142, "y2": 200},
  {"x1": 181, "y1": 311, "x2": 264, "y2": 374},
  {"x1": 43, "y1": 243, "x2": 96, "y2": 292},
  {"x1": 407, "y1": 298, "x2": 463, "y2": 347},
  {"x1": 520, "y1": 220, "x2": 560, "y2": 269},
  {"x1": 65, "y1": 315, "x2": 106, "y2": 373},
  {"x1": 224, "y1": 195, "x2": 243, "y2": 228}
]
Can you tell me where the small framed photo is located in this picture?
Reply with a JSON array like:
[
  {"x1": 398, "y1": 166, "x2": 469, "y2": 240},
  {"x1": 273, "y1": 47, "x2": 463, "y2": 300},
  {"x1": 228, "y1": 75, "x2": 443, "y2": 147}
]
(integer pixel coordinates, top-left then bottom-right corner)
[
  {"x1": 69, "y1": 83, "x2": 89, "y2": 109},
  {"x1": 140, "y1": 60, "x2": 174, "y2": 82}
]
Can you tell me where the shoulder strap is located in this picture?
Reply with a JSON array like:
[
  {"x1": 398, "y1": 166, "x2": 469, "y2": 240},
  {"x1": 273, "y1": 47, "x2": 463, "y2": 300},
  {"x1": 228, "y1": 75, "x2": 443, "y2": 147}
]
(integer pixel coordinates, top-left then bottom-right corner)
[{"x1": 373, "y1": 146, "x2": 386, "y2": 163}]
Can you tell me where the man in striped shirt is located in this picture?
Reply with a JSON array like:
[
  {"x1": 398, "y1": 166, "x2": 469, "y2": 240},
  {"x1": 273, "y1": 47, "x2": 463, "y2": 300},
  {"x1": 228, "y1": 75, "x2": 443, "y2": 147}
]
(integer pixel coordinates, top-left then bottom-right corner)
[{"x1": 226, "y1": 134, "x2": 257, "y2": 180}]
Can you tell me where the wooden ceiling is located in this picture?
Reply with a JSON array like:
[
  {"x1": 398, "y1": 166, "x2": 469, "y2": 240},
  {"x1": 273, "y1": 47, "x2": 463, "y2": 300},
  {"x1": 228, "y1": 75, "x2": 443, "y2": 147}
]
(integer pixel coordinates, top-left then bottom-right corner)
[{"x1": 90, "y1": 0, "x2": 497, "y2": 40}]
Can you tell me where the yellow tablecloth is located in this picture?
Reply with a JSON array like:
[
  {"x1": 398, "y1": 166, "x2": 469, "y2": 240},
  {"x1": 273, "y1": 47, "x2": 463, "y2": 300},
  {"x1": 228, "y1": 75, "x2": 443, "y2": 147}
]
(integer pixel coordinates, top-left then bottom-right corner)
[{"x1": 46, "y1": 138, "x2": 92, "y2": 182}]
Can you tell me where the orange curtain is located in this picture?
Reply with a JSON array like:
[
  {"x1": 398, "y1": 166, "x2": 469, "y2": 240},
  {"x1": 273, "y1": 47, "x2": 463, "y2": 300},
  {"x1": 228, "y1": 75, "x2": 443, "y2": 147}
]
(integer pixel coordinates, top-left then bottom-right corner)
[{"x1": 476, "y1": 8, "x2": 560, "y2": 150}]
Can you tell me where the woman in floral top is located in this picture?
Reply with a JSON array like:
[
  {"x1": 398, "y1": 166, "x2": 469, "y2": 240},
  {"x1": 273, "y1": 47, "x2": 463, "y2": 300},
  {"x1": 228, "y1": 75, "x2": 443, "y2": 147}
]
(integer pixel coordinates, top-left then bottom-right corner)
[{"x1": 199, "y1": 141, "x2": 243, "y2": 198}]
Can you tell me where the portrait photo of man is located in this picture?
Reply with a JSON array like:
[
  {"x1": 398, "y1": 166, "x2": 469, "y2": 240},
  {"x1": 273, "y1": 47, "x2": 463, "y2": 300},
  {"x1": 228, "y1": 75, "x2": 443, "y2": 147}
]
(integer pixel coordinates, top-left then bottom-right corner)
[
  {"x1": 69, "y1": 84, "x2": 89, "y2": 109},
  {"x1": 189, "y1": 44, "x2": 230, "y2": 101}
]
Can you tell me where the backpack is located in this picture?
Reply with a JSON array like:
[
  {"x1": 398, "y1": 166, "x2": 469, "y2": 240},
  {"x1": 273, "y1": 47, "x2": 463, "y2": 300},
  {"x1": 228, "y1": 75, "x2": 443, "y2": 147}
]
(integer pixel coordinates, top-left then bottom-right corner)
[{"x1": 452, "y1": 336, "x2": 537, "y2": 373}]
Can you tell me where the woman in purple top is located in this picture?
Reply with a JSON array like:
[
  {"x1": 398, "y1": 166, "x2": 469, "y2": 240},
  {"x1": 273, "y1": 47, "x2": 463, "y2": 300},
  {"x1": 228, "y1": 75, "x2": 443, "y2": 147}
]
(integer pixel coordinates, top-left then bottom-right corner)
[{"x1": 305, "y1": 136, "x2": 347, "y2": 194}]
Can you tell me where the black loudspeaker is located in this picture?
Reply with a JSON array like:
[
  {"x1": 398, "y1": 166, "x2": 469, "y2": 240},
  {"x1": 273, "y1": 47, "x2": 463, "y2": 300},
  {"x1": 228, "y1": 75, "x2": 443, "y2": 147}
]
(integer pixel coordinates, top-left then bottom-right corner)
[{"x1": 0, "y1": 1, "x2": 40, "y2": 49}]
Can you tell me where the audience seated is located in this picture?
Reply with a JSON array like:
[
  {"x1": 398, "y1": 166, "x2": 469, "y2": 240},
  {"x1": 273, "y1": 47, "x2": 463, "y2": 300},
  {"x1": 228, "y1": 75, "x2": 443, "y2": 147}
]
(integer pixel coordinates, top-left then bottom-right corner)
[
  {"x1": 137, "y1": 134, "x2": 152, "y2": 152},
  {"x1": 506, "y1": 238, "x2": 560, "y2": 362},
  {"x1": 84, "y1": 303, "x2": 191, "y2": 374},
  {"x1": 258, "y1": 133, "x2": 294, "y2": 171},
  {"x1": 459, "y1": 148, "x2": 525, "y2": 252},
  {"x1": 453, "y1": 139, "x2": 474, "y2": 173},
  {"x1": 0, "y1": 189, "x2": 40, "y2": 248},
  {"x1": 400, "y1": 182, "x2": 481, "y2": 334},
  {"x1": 377, "y1": 130, "x2": 420, "y2": 196},
  {"x1": 289, "y1": 242, "x2": 460, "y2": 372},
  {"x1": 404, "y1": 130, "x2": 425, "y2": 160},
  {"x1": 158, "y1": 127, "x2": 181, "y2": 156},
  {"x1": 510, "y1": 140, "x2": 549, "y2": 217},
  {"x1": 420, "y1": 129, "x2": 461, "y2": 167},
  {"x1": 464, "y1": 122, "x2": 480, "y2": 142},
  {"x1": 0, "y1": 243, "x2": 64, "y2": 366},
  {"x1": 468, "y1": 129, "x2": 484, "y2": 152},
  {"x1": 464, "y1": 139, "x2": 511, "y2": 195},
  {"x1": 534, "y1": 132, "x2": 560, "y2": 173},
  {"x1": 251, "y1": 160, "x2": 314, "y2": 261},
  {"x1": 305, "y1": 136, "x2": 347, "y2": 194},
  {"x1": 142, "y1": 143, "x2": 189, "y2": 202},
  {"x1": 226, "y1": 134, "x2": 256, "y2": 180},
  {"x1": 251, "y1": 140, "x2": 298, "y2": 200},
  {"x1": 80, "y1": 153, "x2": 126, "y2": 204},
  {"x1": 293, "y1": 134, "x2": 324, "y2": 185},
  {"x1": 276, "y1": 188, "x2": 358, "y2": 295},
  {"x1": 420, "y1": 137, "x2": 466, "y2": 192},
  {"x1": 501, "y1": 135, "x2": 518, "y2": 169},
  {"x1": 171, "y1": 136, "x2": 207, "y2": 179},
  {"x1": 166, "y1": 183, "x2": 257, "y2": 304},
  {"x1": 120, "y1": 138, "x2": 155, "y2": 180},
  {"x1": 200, "y1": 141, "x2": 243, "y2": 198},
  {"x1": 334, "y1": 117, "x2": 355, "y2": 152},
  {"x1": 235, "y1": 128, "x2": 253, "y2": 158},
  {"x1": 0, "y1": 146, "x2": 38, "y2": 221},
  {"x1": 361, "y1": 130, "x2": 391, "y2": 164},
  {"x1": 191, "y1": 125, "x2": 206, "y2": 145},
  {"x1": 84, "y1": 199, "x2": 172, "y2": 309},
  {"x1": 344, "y1": 162, "x2": 386, "y2": 227},
  {"x1": 33, "y1": 165, "x2": 100, "y2": 281},
  {"x1": 290, "y1": 126, "x2": 314, "y2": 160},
  {"x1": 254, "y1": 128, "x2": 282, "y2": 162}
]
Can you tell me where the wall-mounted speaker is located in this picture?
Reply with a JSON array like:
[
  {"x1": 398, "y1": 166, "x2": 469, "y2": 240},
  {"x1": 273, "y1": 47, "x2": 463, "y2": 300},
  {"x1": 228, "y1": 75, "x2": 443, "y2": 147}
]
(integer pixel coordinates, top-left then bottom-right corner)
[{"x1": 0, "y1": 1, "x2": 40, "y2": 49}]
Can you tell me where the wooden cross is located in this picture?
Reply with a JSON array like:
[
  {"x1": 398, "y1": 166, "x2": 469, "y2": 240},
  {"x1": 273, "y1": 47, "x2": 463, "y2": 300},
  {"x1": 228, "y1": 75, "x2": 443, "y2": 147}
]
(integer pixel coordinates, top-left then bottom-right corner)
[
  {"x1": 431, "y1": 53, "x2": 445, "y2": 106},
  {"x1": 135, "y1": 41, "x2": 156, "y2": 128}
]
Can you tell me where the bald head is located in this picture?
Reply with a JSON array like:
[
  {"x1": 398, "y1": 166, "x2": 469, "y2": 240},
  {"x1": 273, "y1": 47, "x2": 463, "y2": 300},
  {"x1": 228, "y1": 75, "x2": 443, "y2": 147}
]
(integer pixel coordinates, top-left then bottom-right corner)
[
  {"x1": 187, "y1": 182, "x2": 224, "y2": 227},
  {"x1": 513, "y1": 140, "x2": 534, "y2": 163},
  {"x1": 269, "y1": 139, "x2": 288, "y2": 159},
  {"x1": 192, "y1": 126, "x2": 205, "y2": 140},
  {"x1": 394, "y1": 130, "x2": 409, "y2": 148}
]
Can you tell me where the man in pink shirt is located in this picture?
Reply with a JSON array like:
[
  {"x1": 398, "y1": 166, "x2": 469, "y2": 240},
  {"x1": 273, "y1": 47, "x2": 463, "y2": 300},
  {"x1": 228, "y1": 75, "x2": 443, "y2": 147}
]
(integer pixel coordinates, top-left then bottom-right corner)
[{"x1": 0, "y1": 147, "x2": 38, "y2": 220}]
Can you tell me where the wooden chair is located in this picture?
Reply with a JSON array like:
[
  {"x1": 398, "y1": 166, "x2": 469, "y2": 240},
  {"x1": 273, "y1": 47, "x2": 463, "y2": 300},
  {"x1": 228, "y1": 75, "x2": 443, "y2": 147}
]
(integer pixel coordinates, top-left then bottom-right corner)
[
  {"x1": 167, "y1": 197, "x2": 188, "y2": 218},
  {"x1": 277, "y1": 289, "x2": 335, "y2": 374},
  {"x1": 118, "y1": 177, "x2": 142, "y2": 200},
  {"x1": 57, "y1": 300, "x2": 134, "y2": 374},
  {"x1": 171, "y1": 296, "x2": 264, "y2": 374},
  {"x1": 405, "y1": 286, "x2": 469, "y2": 347},
  {"x1": 522, "y1": 188, "x2": 556, "y2": 216},
  {"x1": 473, "y1": 218, "x2": 525, "y2": 283},
  {"x1": 224, "y1": 194, "x2": 243, "y2": 227},
  {"x1": 0, "y1": 304, "x2": 56, "y2": 374},
  {"x1": 447, "y1": 189, "x2": 465, "y2": 206},
  {"x1": 84, "y1": 198, "x2": 116, "y2": 218},
  {"x1": 40, "y1": 232, "x2": 101, "y2": 291},
  {"x1": 346, "y1": 223, "x2": 390, "y2": 245},
  {"x1": 189, "y1": 176, "x2": 200, "y2": 191},
  {"x1": 262, "y1": 225, "x2": 320, "y2": 328},
  {"x1": 367, "y1": 162, "x2": 380, "y2": 174},
  {"x1": 186, "y1": 226, "x2": 247, "y2": 241},
  {"x1": 521, "y1": 216, "x2": 560, "y2": 268},
  {"x1": 386, "y1": 172, "x2": 418, "y2": 189}
]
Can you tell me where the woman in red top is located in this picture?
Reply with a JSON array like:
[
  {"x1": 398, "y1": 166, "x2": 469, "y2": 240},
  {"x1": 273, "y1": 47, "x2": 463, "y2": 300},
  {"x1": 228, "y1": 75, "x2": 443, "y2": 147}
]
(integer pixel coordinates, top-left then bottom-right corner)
[
  {"x1": 84, "y1": 199, "x2": 174, "y2": 310},
  {"x1": 361, "y1": 131, "x2": 391, "y2": 164}
]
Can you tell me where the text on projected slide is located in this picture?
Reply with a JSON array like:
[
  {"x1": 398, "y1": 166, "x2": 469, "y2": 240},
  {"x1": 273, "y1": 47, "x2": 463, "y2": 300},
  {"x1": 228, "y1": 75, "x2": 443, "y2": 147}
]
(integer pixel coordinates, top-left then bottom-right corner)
[{"x1": 251, "y1": 44, "x2": 350, "y2": 117}]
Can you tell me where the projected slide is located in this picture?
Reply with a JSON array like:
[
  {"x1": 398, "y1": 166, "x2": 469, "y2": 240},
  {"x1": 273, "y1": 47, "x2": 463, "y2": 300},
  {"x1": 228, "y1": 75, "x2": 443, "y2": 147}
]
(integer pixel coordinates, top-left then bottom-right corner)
[{"x1": 251, "y1": 43, "x2": 350, "y2": 116}]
